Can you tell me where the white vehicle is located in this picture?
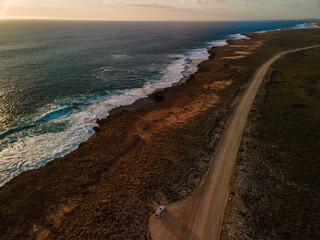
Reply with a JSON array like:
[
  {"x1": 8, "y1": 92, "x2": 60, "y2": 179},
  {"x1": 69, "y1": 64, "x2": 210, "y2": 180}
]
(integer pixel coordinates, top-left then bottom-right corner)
[{"x1": 155, "y1": 206, "x2": 166, "y2": 219}]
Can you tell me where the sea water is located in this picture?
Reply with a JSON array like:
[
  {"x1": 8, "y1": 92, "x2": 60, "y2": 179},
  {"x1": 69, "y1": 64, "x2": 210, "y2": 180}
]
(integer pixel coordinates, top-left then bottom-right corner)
[{"x1": 0, "y1": 20, "x2": 315, "y2": 186}]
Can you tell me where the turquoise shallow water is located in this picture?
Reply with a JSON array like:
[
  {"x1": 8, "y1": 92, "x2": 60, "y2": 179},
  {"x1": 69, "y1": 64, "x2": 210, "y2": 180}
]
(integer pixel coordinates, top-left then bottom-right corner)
[{"x1": 0, "y1": 20, "x2": 314, "y2": 186}]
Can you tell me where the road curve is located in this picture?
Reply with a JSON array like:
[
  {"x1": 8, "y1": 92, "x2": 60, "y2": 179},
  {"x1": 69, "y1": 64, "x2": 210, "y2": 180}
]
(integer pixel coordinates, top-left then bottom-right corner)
[{"x1": 149, "y1": 45, "x2": 320, "y2": 240}]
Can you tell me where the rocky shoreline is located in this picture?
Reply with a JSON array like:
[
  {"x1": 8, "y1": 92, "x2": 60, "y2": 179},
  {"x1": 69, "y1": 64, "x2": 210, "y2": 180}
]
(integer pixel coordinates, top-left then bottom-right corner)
[{"x1": 1, "y1": 28, "x2": 319, "y2": 239}]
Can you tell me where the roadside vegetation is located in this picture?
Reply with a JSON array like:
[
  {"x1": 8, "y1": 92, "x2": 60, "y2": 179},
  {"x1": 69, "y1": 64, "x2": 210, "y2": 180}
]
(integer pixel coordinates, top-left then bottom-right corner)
[{"x1": 221, "y1": 37, "x2": 320, "y2": 239}]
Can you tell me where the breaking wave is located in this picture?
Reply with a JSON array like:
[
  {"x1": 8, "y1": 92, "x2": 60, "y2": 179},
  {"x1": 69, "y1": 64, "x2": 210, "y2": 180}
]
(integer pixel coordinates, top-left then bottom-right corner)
[{"x1": 0, "y1": 24, "x2": 303, "y2": 186}]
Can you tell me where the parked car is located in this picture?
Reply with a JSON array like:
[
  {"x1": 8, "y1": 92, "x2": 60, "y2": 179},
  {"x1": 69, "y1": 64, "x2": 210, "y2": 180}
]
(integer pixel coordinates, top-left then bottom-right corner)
[{"x1": 155, "y1": 206, "x2": 166, "y2": 218}]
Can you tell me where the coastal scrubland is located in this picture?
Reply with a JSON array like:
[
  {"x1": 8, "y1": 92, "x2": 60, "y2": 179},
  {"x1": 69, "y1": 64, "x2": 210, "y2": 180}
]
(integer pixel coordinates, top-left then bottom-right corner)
[
  {"x1": 0, "y1": 28, "x2": 319, "y2": 239},
  {"x1": 221, "y1": 37, "x2": 320, "y2": 239}
]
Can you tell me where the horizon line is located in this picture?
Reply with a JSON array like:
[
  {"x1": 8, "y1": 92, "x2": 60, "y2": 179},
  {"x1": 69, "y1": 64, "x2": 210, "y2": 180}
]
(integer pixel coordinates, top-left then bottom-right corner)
[{"x1": 0, "y1": 17, "x2": 317, "y2": 22}]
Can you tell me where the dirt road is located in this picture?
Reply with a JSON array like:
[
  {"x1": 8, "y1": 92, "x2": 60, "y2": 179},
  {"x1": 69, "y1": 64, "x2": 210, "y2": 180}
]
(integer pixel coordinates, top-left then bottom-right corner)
[{"x1": 149, "y1": 45, "x2": 320, "y2": 240}]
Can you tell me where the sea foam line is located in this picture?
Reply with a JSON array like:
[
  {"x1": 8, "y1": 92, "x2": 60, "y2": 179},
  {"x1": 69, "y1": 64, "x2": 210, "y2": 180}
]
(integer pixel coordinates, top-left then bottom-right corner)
[
  {"x1": 0, "y1": 32, "x2": 252, "y2": 186},
  {"x1": 0, "y1": 32, "x2": 265, "y2": 187},
  {"x1": 255, "y1": 22, "x2": 316, "y2": 33}
]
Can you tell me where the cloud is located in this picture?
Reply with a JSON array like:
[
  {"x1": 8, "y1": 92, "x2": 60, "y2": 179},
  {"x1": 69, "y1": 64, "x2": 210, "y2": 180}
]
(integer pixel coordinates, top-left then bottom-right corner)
[
  {"x1": 242, "y1": 0, "x2": 261, "y2": 6},
  {"x1": 99, "y1": 0, "x2": 172, "y2": 9},
  {"x1": 46, "y1": 0, "x2": 172, "y2": 9},
  {"x1": 274, "y1": 0, "x2": 320, "y2": 9},
  {"x1": 242, "y1": 0, "x2": 320, "y2": 9},
  {"x1": 180, "y1": 0, "x2": 189, "y2": 4},
  {"x1": 180, "y1": 0, "x2": 227, "y2": 5}
]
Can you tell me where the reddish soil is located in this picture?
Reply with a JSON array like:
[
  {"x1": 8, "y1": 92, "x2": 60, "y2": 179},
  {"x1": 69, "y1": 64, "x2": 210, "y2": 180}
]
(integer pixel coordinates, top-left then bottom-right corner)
[{"x1": 0, "y1": 32, "x2": 275, "y2": 239}]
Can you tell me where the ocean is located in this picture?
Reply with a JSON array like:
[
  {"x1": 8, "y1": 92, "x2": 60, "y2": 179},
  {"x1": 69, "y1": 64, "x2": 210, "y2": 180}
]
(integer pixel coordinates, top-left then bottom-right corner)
[{"x1": 0, "y1": 20, "x2": 315, "y2": 186}]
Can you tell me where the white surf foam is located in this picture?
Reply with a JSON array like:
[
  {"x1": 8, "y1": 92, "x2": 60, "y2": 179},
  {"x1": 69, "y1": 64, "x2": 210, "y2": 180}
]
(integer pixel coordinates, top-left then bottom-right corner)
[
  {"x1": 295, "y1": 23, "x2": 313, "y2": 29},
  {"x1": 208, "y1": 39, "x2": 228, "y2": 47},
  {"x1": 0, "y1": 47, "x2": 211, "y2": 186},
  {"x1": 255, "y1": 30, "x2": 267, "y2": 33},
  {"x1": 255, "y1": 22, "x2": 315, "y2": 34},
  {"x1": 0, "y1": 32, "x2": 253, "y2": 186},
  {"x1": 229, "y1": 33, "x2": 250, "y2": 40}
]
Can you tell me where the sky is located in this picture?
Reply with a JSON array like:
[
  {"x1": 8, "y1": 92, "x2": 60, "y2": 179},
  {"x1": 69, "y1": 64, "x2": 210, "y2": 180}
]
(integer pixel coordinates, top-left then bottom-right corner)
[{"x1": 0, "y1": 0, "x2": 319, "y2": 21}]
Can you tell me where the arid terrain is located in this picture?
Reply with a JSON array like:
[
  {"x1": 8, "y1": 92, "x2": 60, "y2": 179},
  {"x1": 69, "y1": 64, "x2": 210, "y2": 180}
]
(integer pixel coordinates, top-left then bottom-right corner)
[
  {"x1": 0, "y1": 28, "x2": 319, "y2": 240},
  {"x1": 149, "y1": 44, "x2": 319, "y2": 240},
  {"x1": 221, "y1": 33, "x2": 320, "y2": 239}
]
